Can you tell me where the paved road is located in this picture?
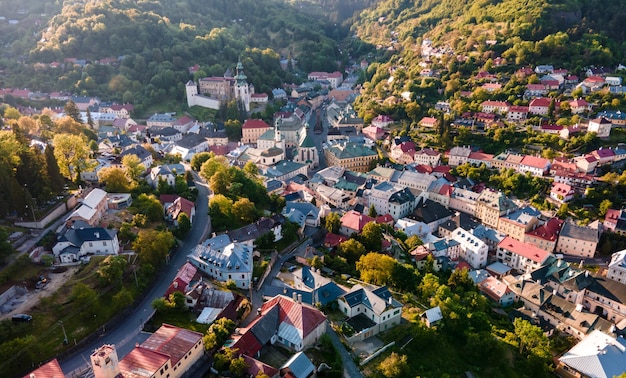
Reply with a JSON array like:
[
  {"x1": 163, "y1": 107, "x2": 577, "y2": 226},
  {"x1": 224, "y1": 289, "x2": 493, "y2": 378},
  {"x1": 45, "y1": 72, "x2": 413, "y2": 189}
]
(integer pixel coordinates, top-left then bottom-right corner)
[
  {"x1": 60, "y1": 175, "x2": 211, "y2": 376},
  {"x1": 327, "y1": 327, "x2": 365, "y2": 378}
]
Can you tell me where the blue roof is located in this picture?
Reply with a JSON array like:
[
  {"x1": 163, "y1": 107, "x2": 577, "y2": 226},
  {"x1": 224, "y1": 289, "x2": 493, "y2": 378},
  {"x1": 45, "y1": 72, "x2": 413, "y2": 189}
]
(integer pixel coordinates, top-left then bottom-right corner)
[{"x1": 281, "y1": 352, "x2": 315, "y2": 378}]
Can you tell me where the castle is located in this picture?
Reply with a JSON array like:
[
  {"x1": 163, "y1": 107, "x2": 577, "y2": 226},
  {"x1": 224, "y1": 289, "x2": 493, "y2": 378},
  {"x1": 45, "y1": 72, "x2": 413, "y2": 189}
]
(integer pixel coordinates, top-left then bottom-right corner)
[{"x1": 186, "y1": 59, "x2": 253, "y2": 112}]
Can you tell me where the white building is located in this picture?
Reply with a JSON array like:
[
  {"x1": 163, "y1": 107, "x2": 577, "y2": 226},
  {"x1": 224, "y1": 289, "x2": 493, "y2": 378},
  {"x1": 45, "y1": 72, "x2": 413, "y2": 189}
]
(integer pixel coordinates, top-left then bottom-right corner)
[
  {"x1": 449, "y1": 227, "x2": 488, "y2": 269},
  {"x1": 588, "y1": 117, "x2": 613, "y2": 138},
  {"x1": 188, "y1": 238, "x2": 253, "y2": 289},
  {"x1": 608, "y1": 250, "x2": 626, "y2": 283},
  {"x1": 53, "y1": 225, "x2": 120, "y2": 263},
  {"x1": 496, "y1": 236, "x2": 551, "y2": 273}
]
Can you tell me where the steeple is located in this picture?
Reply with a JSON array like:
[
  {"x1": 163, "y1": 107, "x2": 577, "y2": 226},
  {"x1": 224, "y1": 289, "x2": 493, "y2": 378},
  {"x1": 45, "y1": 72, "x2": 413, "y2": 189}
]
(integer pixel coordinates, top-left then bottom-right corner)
[{"x1": 235, "y1": 58, "x2": 247, "y2": 85}]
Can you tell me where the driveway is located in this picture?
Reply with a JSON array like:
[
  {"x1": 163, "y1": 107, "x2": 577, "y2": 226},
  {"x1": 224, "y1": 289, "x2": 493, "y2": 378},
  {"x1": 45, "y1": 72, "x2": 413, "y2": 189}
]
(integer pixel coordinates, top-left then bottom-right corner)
[{"x1": 327, "y1": 327, "x2": 364, "y2": 378}]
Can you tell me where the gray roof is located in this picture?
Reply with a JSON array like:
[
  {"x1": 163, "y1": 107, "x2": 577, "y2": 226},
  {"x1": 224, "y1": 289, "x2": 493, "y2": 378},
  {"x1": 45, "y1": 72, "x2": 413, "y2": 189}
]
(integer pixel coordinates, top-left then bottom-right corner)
[
  {"x1": 176, "y1": 133, "x2": 207, "y2": 149},
  {"x1": 60, "y1": 227, "x2": 116, "y2": 245},
  {"x1": 410, "y1": 197, "x2": 454, "y2": 224},
  {"x1": 120, "y1": 145, "x2": 151, "y2": 160},
  {"x1": 559, "y1": 330, "x2": 626, "y2": 378},
  {"x1": 281, "y1": 352, "x2": 315, "y2": 378},
  {"x1": 341, "y1": 284, "x2": 402, "y2": 315},
  {"x1": 560, "y1": 219, "x2": 599, "y2": 242}
]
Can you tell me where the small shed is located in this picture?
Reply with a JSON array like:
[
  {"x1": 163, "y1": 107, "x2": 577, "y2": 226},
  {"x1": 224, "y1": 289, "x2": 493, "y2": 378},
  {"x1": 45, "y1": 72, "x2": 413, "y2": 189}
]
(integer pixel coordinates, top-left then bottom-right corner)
[{"x1": 421, "y1": 306, "x2": 443, "y2": 328}]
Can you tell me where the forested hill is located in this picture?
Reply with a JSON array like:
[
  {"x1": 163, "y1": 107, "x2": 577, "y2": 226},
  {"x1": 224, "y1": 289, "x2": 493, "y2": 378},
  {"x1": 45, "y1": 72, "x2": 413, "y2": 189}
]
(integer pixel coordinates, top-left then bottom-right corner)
[
  {"x1": 352, "y1": 0, "x2": 626, "y2": 68},
  {"x1": 1, "y1": 0, "x2": 376, "y2": 109}
]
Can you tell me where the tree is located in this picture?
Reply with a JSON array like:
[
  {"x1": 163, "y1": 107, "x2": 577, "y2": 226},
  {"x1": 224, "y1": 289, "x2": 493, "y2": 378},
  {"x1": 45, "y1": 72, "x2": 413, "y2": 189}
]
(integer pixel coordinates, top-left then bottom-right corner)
[
  {"x1": 243, "y1": 161, "x2": 259, "y2": 177},
  {"x1": 513, "y1": 318, "x2": 551, "y2": 360},
  {"x1": 168, "y1": 291, "x2": 186, "y2": 310},
  {"x1": 71, "y1": 282, "x2": 98, "y2": 314},
  {"x1": 447, "y1": 268, "x2": 475, "y2": 294},
  {"x1": 360, "y1": 221, "x2": 383, "y2": 252},
  {"x1": 52, "y1": 133, "x2": 93, "y2": 181},
  {"x1": 368, "y1": 204, "x2": 378, "y2": 217},
  {"x1": 133, "y1": 193, "x2": 164, "y2": 222},
  {"x1": 229, "y1": 356, "x2": 248, "y2": 376},
  {"x1": 98, "y1": 166, "x2": 132, "y2": 192},
  {"x1": 556, "y1": 203, "x2": 569, "y2": 218},
  {"x1": 122, "y1": 154, "x2": 144, "y2": 182},
  {"x1": 356, "y1": 253, "x2": 396, "y2": 285},
  {"x1": 311, "y1": 255, "x2": 323, "y2": 269},
  {"x1": 599, "y1": 199, "x2": 613, "y2": 217},
  {"x1": 378, "y1": 352, "x2": 409, "y2": 378},
  {"x1": 403, "y1": 234, "x2": 423, "y2": 251},
  {"x1": 390, "y1": 263, "x2": 420, "y2": 292},
  {"x1": 0, "y1": 226, "x2": 14, "y2": 263},
  {"x1": 232, "y1": 198, "x2": 257, "y2": 223},
  {"x1": 209, "y1": 170, "x2": 230, "y2": 196},
  {"x1": 97, "y1": 255, "x2": 128, "y2": 285},
  {"x1": 175, "y1": 213, "x2": 191, "y2": 239},
  {"x1": 190, "y1": 151, "x2": 212, "y2": 171},
  {"x1": 86, "y1": 108, "x2": 94, "y2": 129},
  {"x1": 337, "y1": 239, "x2": 366, "y2": 265},
  {"x1": 214, "y1": 347, "x2": 238, "y2": 371},
  {"x1": 419, "y1": 273, "x2": 441, "y2": 300},
  {"x1": 133, "y1": 229, "x2": 175, "y2": 266},
  {"x1": 325, "y1": 212, "x2": 341, "y2": 234},
  {"x1": 64, "y1": 100, "x2": 82, "y2": 123},
  {"x1": 199, "y1": 155, "x2": 229, "y2": 180}
]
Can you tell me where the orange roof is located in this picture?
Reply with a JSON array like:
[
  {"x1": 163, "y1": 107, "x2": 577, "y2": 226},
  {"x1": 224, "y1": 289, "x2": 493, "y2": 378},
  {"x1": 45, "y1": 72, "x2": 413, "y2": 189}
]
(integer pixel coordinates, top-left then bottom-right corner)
[
  {"x1": 498, "y1": 236, "x2": 550, "y2": 263},
  {"x1": 140, "y1": 324, "x2": 203, "y2": 365},
  {"x1": 260, "y1": 295, "x2": 327, "y2": 338},
  {"x1": 479, "y1": 276, "x2": 511, "y2": 301},
  {"x1": 119, "y1": 347, "x2": 170, "y2": 378},
  {"x1": 521, "y1": 155, "x2": 549, "y2": 169},
  {"x1": 24, "y1": 358, "x2": 64, "y2": 378},
  {"x1": 529, "y1": 97, "x2": 552, "y2": 107}
]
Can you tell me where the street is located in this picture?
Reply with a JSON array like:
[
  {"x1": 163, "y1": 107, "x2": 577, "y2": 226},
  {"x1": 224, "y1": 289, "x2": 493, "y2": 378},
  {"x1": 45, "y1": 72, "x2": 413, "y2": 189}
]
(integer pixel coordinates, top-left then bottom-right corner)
[{"x1": 60, "y1": 175, "x2": 211, "y2": 376}]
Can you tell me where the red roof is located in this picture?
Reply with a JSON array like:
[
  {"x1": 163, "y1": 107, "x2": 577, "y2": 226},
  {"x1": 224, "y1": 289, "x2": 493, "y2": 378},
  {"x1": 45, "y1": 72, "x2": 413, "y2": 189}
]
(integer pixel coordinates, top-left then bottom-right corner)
[
  {"x1": 468, "y1": 151, "x2": 494, "y2": 161},
  {"x1": 527, "y1": 84, "x2": 546, "y2": 90},
  {"x1": 140, "y1": 324, "x2": 203, "y2": 365},
  {"x1": 570, "y1": 99, "x2": 589, "y2": 107},
  {"x1": 438, "y1": 184, "x2": 453, "y2": 196},
  {"x1": 498, "y1": 236, "x2": 550, "y2": 263},
  {"x1": 242, "y1": 119, "x2": 271, "y2": 129},
  {"x1": 119, "y1": 347, "x2": 170, "y2": 377},
  {"x1": 261, "y1": 295, "x2": 327, "y2": 338},
  {"x1": 376, "y1": 214, "x2": 395, "y2": 224},
  {"x1": 23, "y1": 358, "x2": 64, "y2": 378},
  {"x1": 420, "y1": 116, "x2": 438, "y2": 124},
  {"x1": 340, "y1": 211, "x2": 374, "y2": 233},
  {"x1": 593, "y1": 148, "x2": 615, "y2": 159},
  {"x1": 481, "y1": 100, "x2": 509, "y2": 107},
  {"x1": 414, "y1": 164, "x2": 433, "y2": 174},
  {"x1": 480, "y1": 276, "x2": 511, "y2": 301},
  {"x1": 175, "y1": 115, "x2": 193, "y2": 125},
  {"x1": 526, "y1": 218, "x2": 564, "y2": 242},
  {"x1": 399, "y1": 141, "x2": 416, "y2": 153},
  {"x1": 232, "y1": 330, "x2": 263, "y2": 356},
  {"x1": 159, "y1": 194, "x2": 179, "y2": 205},
  {"x1": 417, "y1": 148, "x2": 439, "y2": 156},
  {"x1": 529, "y1": 97, "x2": 552, "y2": 107},
  {"x1": 509, "y1": 105, "x2": 529, "y2": 113},
  {"x1": 585, "y1": 76, "x2": 605, "y2": 83},
  {"x1": 551, "y1": 182, "x2": 573, "y2": 195},
  {"x1": 541, "y1": 124, "x2": 562, "y2": 131},
  {"x1": 242, "y1": 355, "x2": 279, "y2": 378},
  {"x1": 520, "y1": 155, "x2": 549, "y2": 169},
  {"x1": 165, "y1": 262, "x2": 198, "y2": 298},
  {"x1": 324, "y1": 232, "x2": 348, "y2": 248}
]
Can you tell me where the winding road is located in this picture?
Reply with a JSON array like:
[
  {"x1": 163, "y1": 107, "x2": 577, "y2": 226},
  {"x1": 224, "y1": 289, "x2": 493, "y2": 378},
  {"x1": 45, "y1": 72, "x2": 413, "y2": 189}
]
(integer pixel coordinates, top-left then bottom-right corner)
[{"x1": 60, "y1": 174, "x2": 211, "y2": 376}]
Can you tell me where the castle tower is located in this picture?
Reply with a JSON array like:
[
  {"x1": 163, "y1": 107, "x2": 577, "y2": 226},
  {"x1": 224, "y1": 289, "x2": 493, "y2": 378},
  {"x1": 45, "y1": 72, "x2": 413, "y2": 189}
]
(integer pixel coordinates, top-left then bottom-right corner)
[
  {"x1": 234, "y1": 59, "x2": 251, "y2": 112},
  {"x1": 91, "y1": 345, "x2": 121, "y2": 378},
  {"x1": 294, "y1": 130, "x2": 318, "y2": 170},
  {"x1": 185, "y1": 80, "x2": 198, "y2": 108}
]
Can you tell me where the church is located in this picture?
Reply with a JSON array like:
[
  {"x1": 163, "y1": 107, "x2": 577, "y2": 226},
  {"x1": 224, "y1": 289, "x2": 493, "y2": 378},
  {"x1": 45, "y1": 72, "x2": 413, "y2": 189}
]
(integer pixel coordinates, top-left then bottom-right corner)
[{"x1": 185, "y1": 59, "x2": 253, "y2": 112}]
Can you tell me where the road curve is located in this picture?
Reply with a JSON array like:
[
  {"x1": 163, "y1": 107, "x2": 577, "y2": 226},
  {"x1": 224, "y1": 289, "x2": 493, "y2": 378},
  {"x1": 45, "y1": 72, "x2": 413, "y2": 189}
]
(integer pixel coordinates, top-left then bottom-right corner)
[{"x1": 60, "y1": 175, "x2": 211, "y2": 376}]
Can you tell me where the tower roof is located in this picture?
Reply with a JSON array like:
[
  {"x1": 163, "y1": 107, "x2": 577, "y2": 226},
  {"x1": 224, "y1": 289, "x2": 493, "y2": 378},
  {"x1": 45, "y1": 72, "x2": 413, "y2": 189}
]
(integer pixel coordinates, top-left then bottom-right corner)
[{"x1": 300, "y1": 133, "x2": 316, "y2": 148}]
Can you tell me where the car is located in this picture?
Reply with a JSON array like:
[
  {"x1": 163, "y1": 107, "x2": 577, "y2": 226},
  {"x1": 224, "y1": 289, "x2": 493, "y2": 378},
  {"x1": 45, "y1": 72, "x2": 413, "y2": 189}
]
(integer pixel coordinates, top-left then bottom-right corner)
[{"x1": 12, "y1": 314, "x2": 32, "y2": 323}]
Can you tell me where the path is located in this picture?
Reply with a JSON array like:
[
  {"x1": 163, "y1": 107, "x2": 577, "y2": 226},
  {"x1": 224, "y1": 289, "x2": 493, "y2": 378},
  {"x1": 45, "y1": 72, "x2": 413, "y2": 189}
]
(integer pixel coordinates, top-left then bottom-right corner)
[{"x1": 327, "y1": 327, "x2": 365, "y2": 378}]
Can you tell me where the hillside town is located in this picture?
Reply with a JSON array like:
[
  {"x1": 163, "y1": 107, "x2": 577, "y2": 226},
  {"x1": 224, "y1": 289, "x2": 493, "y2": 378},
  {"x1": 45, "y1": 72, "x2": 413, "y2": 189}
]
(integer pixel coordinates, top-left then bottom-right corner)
[{"x1": 2, "y1": 17, "x2": 626, "y2": 376}]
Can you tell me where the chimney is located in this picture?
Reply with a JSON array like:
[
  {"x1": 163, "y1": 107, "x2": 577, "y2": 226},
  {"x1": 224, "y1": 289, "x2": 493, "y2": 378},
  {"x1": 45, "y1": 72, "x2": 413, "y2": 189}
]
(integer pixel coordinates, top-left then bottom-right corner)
[
  {"x1": 585, "y1": 270, "x2": 589, "y2": 277},
  {"x1": 388, "y1": 296, "x2": 392, "y2": 305},
  {"x1": 297, "y1": 294, "x2": 302, "y2": 304},
  {"x1": 173, "y1": 281, "x2": 178, "y2": 288},
  {"x1": 292, "y1": 292, "x2": 298, "y2": 302}
]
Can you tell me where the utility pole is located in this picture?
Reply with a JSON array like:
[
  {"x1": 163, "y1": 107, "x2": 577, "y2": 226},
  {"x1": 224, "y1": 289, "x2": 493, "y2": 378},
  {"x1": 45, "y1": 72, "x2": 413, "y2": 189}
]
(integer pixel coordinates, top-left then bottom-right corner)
[{"x1": 59, "y1": 321, "x2": 68, "y2": 344}]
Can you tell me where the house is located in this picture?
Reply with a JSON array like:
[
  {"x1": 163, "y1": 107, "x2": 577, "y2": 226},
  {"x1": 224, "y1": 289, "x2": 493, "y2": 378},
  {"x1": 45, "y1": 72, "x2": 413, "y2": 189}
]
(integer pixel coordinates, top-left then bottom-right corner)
[
  {"x1": 188, "y1": 239, "x2": 253, "y2": 289},
  {"x1": 23, "y1": 358, "x2": 64, "y2": 378},
  {"x1": 323, "y1": 140, "x2": 377, "y2": 173},
  {"x1": 497, "y1": 206, "x2": 542, "y2": 242},
  {"x1": 414, "y1": 148, "x2": 441, "y2": 166},
  {"x1": 362, "y1": 125, "x2": 386, "y2": 141},
  {"x1": 550, "y1": 182, "x2": 575, "y2": 203},
  {"x1": 467, "y1": 151, "x2": 494, "y2": 167},
  {"x1": 308, "y1": 71, "x2": 343, "y2": 88},
  {"x1": 282, "y1": 201, "x2": 320, "y2": 229},
  {"x1": 525, "y1": 84, "x2": 547, "y2": 98},
  {"x1": 528, "y1": 97, "x2": 552, "y2": 115},
  {"x1": 519, "y1": 155, "x2": 550, "y2": 177},
  {"x1": 242, "y1": 119, "x2": 271, "y2": 145},
  {"x1": 419, "y1": 116, "x2": 439, "y2": 129},
  {"x1": 371, "y1": 115, "x2": 394, "y2": 128},
  {"x1": 271, "y1": 266, "x2": 346, "y2": 307},
  {"x1": 90, "y1": 324, "x2": 204, "y2": 378},
  {"x1": 118, "y1": 145, "x2": 153, "y2": 170},
  {"x1": 166, "y1": 196, "x2": 196, "y2": 225},
  {"x1": 280, "y1": 352, "x2": 315, "y2": 378},
  {"x1": 164, "y1": 262, "x2": 199, "y2": 299},
  {"x1": 148, "y1": 126, "x2": 182, "y2": 142},
  {"x1": 604, "y1": 209, "x2": 626, "y2": 234},
  {"x1": 338, "y1": 284, "x2": 403, "y2": 342},
  {"x1": 65, "y1": 188, "x2": 109, "y2": 227},
  {"x1": 524, "y1": 217, "x2": 564, "y2": 252},
  {"x1": 231, "y1": 294, "x2": 327, "y2": 356},
  {"x1": 569, "y1": 99, "x2": 591, "y2": 114},
  {"x1": 225, "y1": 215, "x2": 284, "y2": 249},
  {"x1": 556, "y1": 219, "x2": 599, "y2": 258},
  {"x1": 592, "y1": 147, "x2": 616, "y2": 165},
  {"x1": 421, "y1": 306, "x2": 443, "y2": 327},
  {"x1": 574, "y1": 154, "x2": 598, "y2": 173},
  {"x1": 496, "y1": 236, "x2": 551, "y2": 273},
  {"x1": 607, "y1": 250, "x2": 626, "y2": 284},
  {"x1": 480, "y1": 100, "x2": 510, "y2": 114},
  {"x1": 146, "y1": 113, "x2": 177, "y2": 128},
  {"x1": 558, "y1": 330, "x2": 626, "y2": 378},
  {"x1": 506, "y1": 105, "x2": 529, "y2": 121},
  {"x1": 149, "y1": 164, "x2": 185, "y2": 188},
  {"x1": 480, "y1": 276, "x2": 515, "y2": 306},
  {"x1": 171, "y1": 133, "x2": 209, "y2": 161},
  {"x1": 390, "y1": 140, "x2": 417, "y2": 164},
  {"x1": 448, "y1": 146, "x2": 472, "y2": 166},
  {"x1": 339, "y1": 211, "x2": 374, "y2": 236},
  {"x1": 588, "y1": 117, "x2": 613, "y2": 138},
  {"x1": 368, "y1": 182, "x2": 416, "y2": 221},
  {"x1": 409, "y1": 197, "x2": 454, "y2": 234},
  {"x1": 53, "y1": 225, "x2": 120, "y2": 263},
  {"x1": 450, "y1": 227, "x2": 488, "y2": 269},
  {"x1": 474, "y1": 190, "x2": 518, "y2": 228}
]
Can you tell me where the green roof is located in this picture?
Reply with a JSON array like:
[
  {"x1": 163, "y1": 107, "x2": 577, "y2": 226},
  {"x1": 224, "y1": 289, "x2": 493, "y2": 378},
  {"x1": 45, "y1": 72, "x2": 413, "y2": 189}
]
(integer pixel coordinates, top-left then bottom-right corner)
[{"x1": 300, "y1": 134, "x2": 316, "y2": 148}]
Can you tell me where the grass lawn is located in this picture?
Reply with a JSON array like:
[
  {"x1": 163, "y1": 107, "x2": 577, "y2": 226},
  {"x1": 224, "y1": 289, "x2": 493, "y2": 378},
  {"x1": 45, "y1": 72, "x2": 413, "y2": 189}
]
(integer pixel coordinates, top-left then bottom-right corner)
[{"x1": 147, "y1": 309, "x2": 210, "y2": 334}]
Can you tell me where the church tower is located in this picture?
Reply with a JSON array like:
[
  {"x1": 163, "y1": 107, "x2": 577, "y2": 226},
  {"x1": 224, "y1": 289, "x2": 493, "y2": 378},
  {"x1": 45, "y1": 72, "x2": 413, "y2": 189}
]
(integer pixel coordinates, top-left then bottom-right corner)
[
  {"x1": 293, "y1": 129, "x2": 318, "y2": 170},
  {"x1": 185, "y1": 80, "x2": 198, "y2": 108},
  {"x1": 234, "y1": 59, "x2": 251, "y2": 112}
]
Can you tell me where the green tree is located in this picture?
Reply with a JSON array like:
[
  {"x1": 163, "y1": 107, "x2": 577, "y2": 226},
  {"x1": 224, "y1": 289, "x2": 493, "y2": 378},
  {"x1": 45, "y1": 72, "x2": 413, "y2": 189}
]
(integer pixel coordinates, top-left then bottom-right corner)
[
  {"x1": 71, "y1": 282, "x2": 98, "y2": 316},
  {"x1": 403, "y1": 234, "x2": 423, "y2": 251},
  {"x1": 52, "y1": 133, "x2": 93, "y2": 181},
  {"x1": 368, "y1": 205, "x2": 378, "y2": 217},
  {"x1": 97, "y1": 255, "x2": 128, "y2": 285},
  {"x1": 378, "y1": 352, "x2": 409, "y2": 378},
  {"x1": 229, "y1": 356, "x2": 248, "y2": 376},
  {"x1": 513, "y1": 318, "x2": 551, "y2": 360},
  {"x1": 337, "y1": 239, "x2": 367, "y2": 265},
  {"x1": 356, "y1": 252, "x2": 396, "y2": 285},
  {"x1": 209, "y1": 170, "x2": 230, "y2": 196},
  {"x1": 419, "y1": 273, "x2": 441, "y2": 300},
  {"x1": 175, "y1": 213, "x2": 191, "y2": 239},
  {"x1": 168, "y1": 291, "x2": 186, "y2": 310},
  {"x1": 133, "y1": 194, "x2": 164, "y2": 222},
  {"x1": 325, "y1": 212, "x2": 341, "y2": 234},
  {"x1": 133, "y1": 229, "x2": 175, "y2": 266},
  {"x1": 199, "y1": 155, "x2": 229, "y2": 180},
  {"x1": 190, "y1": 152, "x2": 212, "y2": 171},
  {"x1": 360, "y1": 221, "x2": 383, "y2": 252},
  {"x1": 232, "y1": 198, "x2": 257, "y2": 223},
  {"x1": 122, "y1": 154, "x2": 144, "y2": 182},
  {"x1": 599, "y1": 199, "x2": 613, "y2": 217},
  {"x1": 98, "y1": 166, "x2": 132, "y2": 192}
]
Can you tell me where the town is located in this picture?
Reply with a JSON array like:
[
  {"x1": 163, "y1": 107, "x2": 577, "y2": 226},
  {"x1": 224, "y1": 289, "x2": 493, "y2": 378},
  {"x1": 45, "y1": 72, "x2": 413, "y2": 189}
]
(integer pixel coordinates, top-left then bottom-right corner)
[{"x1": 1, "y1": 2, "x2": 626, "y2": 378}]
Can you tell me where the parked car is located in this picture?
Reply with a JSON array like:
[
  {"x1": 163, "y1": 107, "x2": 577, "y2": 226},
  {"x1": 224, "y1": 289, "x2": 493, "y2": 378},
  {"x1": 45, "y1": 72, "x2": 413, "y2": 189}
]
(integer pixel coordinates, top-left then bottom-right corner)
[{"x1": 12, "y1": 314, "x2": 32, "y2": 323}]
